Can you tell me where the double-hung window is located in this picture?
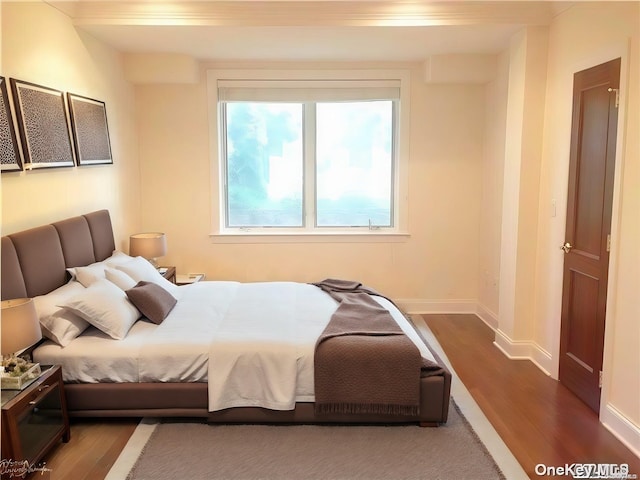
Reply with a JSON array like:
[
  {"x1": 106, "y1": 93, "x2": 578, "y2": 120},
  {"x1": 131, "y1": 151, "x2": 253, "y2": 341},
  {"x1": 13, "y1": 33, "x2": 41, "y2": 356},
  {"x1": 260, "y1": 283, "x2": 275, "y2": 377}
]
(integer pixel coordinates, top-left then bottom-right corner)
[{"x1": 212, "y1": 71, "x2": 409, "y2": 236}]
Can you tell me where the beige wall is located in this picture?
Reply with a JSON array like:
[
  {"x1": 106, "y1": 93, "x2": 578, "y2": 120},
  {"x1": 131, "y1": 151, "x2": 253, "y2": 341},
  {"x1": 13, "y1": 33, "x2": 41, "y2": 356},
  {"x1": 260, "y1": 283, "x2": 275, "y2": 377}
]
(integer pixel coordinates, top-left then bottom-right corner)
[
  {"x1": 2, "y1": 0, "x2": 636, "y2": 451},
  {"x1": 135, "y1": 65, "x2": 485, "y2": 305},
  {"x1": 535, "y1": 2, "x2": 640, "y2": 446},
  {"x1": 478, "y1": 51, "x2": 508, "y2": 323},
  {"x1": 0, "y1": 2, "x2": 139, "y2": 247}
]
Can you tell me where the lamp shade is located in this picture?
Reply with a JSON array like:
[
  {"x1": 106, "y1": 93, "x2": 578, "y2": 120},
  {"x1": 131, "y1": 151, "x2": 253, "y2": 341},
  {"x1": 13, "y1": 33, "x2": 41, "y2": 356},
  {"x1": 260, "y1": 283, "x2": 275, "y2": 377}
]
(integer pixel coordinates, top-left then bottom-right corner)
[
  {"x1": 129, "y1": 232, "x2": 167, "y2": 259},
  {"x1": 1, "y1": 298, "x2": 42, "y2": 356}
]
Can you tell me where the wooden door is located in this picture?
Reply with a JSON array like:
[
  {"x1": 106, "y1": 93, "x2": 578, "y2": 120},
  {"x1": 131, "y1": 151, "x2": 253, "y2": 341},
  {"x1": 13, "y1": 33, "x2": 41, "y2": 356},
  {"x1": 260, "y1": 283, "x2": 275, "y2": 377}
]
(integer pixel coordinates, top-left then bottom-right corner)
[{"x1": 559, "y1": 58, "x2": 620, "y2": 413}]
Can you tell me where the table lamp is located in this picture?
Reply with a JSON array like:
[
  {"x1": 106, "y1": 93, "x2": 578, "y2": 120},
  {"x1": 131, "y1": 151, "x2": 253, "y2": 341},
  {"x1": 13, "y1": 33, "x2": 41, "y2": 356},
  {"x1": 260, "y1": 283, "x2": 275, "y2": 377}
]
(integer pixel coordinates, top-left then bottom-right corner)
[
  {"x1": 1, "y1": 298, "x2": 42, "y2": 361},
  {"x1": 129, "y1": 232, "x2": 167, "y2": 268}
]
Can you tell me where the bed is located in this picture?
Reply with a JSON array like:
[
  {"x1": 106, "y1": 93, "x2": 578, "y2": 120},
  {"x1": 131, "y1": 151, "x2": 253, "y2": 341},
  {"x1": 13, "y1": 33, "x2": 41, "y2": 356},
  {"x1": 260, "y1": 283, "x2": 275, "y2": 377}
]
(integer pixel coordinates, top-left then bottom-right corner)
[{"x1": 1, "y1": 210, "x2": 451, "y2": 426}]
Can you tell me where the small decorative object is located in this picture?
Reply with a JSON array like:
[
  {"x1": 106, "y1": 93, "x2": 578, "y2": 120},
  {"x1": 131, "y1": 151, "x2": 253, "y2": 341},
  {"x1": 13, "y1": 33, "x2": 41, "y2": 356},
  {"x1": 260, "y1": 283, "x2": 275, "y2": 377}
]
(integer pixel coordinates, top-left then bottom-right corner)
[
  {"x1": 1, "y1": 298, "x2": 43, "y2": 390},
  {"x1": 67, "y1": 92, "x2": 113, "y2": 165},
  {"x1": 129, "y1": 232, "x2": 167, "y2": 268},
  {"x1": 10, "y1": 78, "x2": 75, "y2": 169},
  {"x1": 1, "y1": 357, "x2": 41, "y2": 390},
  {"x1": 0, "y1": 76, "x2": 22, "y2": 172}
]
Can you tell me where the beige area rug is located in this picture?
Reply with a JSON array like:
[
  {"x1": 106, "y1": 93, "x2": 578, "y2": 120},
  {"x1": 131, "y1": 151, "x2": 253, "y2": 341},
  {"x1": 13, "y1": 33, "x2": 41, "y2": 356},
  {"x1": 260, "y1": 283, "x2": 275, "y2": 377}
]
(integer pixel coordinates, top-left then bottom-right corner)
[
  {"x1": 125, "y1": 401, "x2": 502, "y2": 480},
  {"x1": 107, "y1": 316, "x2": 528, "y2": 480}
]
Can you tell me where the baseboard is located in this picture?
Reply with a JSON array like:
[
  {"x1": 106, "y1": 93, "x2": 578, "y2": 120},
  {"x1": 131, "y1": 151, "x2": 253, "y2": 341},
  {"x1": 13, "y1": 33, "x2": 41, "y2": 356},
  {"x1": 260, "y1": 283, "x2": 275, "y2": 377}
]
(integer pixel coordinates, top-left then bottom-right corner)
[
  {"x1": 493, "y1": 328, "x2": 553, "y2": 376},
  {"x1": 396, "y1": 299, "x2": 477, "y2": 315},
  {"x1": 601, "y1": 403, "x2": 640, "y2": 459},
  {"x1": 475, "y1": 303, "x2": 499, "y2": 330}
]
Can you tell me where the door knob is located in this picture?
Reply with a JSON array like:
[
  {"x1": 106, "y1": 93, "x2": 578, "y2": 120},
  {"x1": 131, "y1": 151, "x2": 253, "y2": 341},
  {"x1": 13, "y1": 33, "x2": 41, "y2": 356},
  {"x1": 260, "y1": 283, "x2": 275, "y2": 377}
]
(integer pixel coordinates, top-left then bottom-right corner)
[{"x1": 561, "y1": 242, "x2": 573, "y2": 253}]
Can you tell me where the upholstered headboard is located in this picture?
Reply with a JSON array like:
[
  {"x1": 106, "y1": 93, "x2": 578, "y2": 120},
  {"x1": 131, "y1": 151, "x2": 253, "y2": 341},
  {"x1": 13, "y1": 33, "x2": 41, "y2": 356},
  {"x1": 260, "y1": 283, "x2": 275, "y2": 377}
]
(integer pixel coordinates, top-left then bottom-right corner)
[{"x1": 1, "y1": 210, "x2": 115, "y2": 301}]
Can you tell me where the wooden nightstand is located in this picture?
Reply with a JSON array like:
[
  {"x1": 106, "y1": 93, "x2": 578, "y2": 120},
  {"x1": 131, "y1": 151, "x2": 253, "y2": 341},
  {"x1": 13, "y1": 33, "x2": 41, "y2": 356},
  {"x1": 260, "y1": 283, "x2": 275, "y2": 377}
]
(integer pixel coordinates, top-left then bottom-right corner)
[
  {"x1": 1, "y1": 365, "x2": 70, "y2": 479},
  {"x1": 159, "y1": 266, "x2": 176, "y2": 284}
]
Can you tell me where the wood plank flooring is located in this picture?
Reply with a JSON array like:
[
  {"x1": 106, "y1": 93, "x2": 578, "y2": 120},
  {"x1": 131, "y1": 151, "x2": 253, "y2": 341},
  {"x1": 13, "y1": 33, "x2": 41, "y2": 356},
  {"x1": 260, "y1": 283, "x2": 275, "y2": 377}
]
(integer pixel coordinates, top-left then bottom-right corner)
[
  {"x1": 424, "y1": 314, "x2": 640, "y2": 479},
  {"x1": 35, "y1": 314, "x2": 639, "y2": 479}
]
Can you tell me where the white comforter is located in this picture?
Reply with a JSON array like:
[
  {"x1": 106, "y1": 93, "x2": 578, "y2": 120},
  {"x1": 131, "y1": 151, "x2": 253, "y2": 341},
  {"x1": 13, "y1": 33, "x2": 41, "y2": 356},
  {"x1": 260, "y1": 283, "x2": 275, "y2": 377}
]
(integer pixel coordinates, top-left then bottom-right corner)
[{"x1": 34, "y1": 281, "x2": 435, "y2": 412}]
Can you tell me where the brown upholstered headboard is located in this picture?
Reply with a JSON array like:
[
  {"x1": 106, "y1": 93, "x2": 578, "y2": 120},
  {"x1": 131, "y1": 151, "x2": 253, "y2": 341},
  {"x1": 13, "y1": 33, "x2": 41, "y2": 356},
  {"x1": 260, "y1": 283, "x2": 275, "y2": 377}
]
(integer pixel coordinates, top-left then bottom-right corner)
[{"x1": 1, "y1": 210, "x2": 115, "y2": 301}]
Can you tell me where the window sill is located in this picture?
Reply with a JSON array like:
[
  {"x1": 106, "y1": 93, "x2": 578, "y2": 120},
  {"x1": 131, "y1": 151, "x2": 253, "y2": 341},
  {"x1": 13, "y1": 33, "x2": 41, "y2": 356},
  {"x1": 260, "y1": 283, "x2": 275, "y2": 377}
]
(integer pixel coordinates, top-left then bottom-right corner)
[{"x1": 209, "y1": 231, "x2": 410, "y2": 244}]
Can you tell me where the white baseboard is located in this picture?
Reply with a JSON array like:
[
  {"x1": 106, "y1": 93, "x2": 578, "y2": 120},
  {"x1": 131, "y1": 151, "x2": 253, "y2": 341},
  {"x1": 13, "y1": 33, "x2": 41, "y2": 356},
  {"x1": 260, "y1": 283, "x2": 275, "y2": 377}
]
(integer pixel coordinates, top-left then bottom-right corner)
[
  {"x1": 601, "y1": 403, "x2": 640, "y2": 459},
  {"x1": 396, "y1": 298, "x2": 477, "y2": 315},
  {"x1": 475, "y1": 303, "x2": 499, "y2": 330},
  {"x1": 493, "y1": 328, "x2": 552, "y2": 376}
]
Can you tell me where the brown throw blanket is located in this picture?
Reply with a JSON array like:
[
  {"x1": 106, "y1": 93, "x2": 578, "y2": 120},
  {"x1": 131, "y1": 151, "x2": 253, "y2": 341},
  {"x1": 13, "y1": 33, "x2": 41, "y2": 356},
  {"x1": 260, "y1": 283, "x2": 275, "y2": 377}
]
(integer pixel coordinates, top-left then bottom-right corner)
[{"x1": 312, "y1": 279, "x2": 443, "y2": 416}]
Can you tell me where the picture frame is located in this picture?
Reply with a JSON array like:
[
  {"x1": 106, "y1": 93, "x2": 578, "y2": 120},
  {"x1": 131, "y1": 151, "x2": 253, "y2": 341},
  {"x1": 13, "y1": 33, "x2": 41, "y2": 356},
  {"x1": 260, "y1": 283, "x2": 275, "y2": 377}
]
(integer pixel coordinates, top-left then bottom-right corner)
[
  {"x1": 67, "y1": 93, "x2": 113, "y2": 166},
  {"x1": 10, "y1": 78, "x2": 75, "y2": 169},
  {"x1": 0, "y1": 76, "x2": 23, "y2": 173}
]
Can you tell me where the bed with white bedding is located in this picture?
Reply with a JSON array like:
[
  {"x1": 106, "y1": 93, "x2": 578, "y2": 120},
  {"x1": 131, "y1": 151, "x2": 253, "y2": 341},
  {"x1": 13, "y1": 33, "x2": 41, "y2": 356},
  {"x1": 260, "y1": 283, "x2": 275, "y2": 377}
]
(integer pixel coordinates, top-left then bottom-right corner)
[{"x1": 1, "y1": 210, "x2": 451, "y2": 425}]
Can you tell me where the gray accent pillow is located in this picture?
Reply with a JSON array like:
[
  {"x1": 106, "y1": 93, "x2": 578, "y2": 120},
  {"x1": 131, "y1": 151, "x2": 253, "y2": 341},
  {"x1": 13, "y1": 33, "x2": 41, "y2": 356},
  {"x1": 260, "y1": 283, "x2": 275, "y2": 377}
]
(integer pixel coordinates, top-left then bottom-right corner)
[{"x1": 126, "y1": 280, "x2": 177, "y2": 324}]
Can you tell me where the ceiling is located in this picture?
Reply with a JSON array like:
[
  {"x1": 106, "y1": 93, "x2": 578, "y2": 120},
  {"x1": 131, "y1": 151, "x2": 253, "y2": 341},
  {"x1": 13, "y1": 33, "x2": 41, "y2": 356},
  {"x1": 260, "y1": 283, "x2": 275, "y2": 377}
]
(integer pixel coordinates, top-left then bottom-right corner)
[{"x1": 45, "y1": 1, "x2": 576, "y2": 62}]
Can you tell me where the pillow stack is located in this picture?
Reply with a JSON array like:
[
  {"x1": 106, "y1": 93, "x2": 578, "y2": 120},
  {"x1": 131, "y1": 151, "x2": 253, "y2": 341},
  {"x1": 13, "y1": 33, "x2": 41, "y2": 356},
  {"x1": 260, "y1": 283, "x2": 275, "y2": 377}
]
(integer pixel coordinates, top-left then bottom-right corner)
[{"x1": 33, "y1": 251, "x2": 179, "y2": 346}]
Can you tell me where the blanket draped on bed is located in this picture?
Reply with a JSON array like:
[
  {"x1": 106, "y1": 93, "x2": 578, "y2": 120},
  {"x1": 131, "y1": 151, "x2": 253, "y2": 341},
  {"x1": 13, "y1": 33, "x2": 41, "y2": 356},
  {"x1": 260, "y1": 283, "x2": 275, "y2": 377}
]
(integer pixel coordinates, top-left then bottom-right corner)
[{"x1": 312, "y1": 279, "x2": 442, "y2": 416}]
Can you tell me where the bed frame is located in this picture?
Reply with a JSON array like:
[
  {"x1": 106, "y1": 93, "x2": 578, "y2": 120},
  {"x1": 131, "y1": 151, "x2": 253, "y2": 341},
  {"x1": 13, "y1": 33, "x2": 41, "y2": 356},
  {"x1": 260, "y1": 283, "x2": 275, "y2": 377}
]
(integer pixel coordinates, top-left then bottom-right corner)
[{"x1": 1, "y1": 210, "x2": 451, "y2": 425}]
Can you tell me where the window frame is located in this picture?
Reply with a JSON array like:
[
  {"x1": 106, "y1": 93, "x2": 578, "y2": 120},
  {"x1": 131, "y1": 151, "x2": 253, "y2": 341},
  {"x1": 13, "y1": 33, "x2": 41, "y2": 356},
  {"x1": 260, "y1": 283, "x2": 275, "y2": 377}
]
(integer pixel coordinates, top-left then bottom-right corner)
[{"x1": 207, "y1": 69, "x2": 411, "y2": 242}]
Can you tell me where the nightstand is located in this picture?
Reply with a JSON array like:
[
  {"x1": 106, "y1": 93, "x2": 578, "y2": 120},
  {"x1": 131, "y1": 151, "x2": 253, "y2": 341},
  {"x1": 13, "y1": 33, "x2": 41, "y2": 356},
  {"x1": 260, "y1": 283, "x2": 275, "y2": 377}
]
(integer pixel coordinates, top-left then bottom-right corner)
[
  {"x1": 176, "y1": 273, "x2": 205, "y2": 286},
  {"x1": 1, "y1": 365, "x2": 70, "y2": 478},
  {"x1": 159, "y1": 266, "x2": 176, "y2": 284}
]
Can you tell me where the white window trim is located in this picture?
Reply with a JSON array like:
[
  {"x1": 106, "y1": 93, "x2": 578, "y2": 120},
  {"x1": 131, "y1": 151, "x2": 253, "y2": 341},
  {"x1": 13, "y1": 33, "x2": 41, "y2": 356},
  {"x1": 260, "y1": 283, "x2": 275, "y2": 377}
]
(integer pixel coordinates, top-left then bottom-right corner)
[{"x1": 206, "y1": 68, "x2": 411, "y2": 242}]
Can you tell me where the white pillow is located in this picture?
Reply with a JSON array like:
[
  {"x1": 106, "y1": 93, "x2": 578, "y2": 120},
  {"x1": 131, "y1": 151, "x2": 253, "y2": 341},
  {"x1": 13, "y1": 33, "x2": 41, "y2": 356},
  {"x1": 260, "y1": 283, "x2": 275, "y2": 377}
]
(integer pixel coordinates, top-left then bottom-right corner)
[
  {"x1": 105, "y1": 267, "x2": 137, "y2": 291},
  {"x1": 58, "y1": 280, "x2": 141, "y2": 340},
  {"x1": 70, "y1": 264, "x2": 106, "y2": 287},
  {"x1": 115, "y1": 256, "x2": 178, "y2": 294},
  {"x1": 33, "y1": 281, "x2": 90, "y2": 347},
  {"x1": 105, "y1": 250, "x2": 135, "y2": 267}
]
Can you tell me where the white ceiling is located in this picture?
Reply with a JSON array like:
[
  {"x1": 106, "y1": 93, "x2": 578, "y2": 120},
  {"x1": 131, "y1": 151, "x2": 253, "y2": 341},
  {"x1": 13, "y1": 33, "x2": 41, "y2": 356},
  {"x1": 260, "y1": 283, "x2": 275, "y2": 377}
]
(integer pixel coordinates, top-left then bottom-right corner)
[{"x1": 45, "y1": 1, "x2": 575, "y2": 62}]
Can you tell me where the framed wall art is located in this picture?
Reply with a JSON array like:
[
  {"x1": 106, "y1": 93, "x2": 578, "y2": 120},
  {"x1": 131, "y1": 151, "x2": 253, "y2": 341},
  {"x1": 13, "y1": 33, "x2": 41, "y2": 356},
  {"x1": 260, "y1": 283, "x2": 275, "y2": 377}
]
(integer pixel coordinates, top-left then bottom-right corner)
[
  {"x1": 0, "y1": 76, "x2": 23, "y2": 173},
  {"x1": 10, "y1": 78, "x2": 75, "y2": 169},
  {"x1": 67, "y1": 93, "x2": 113, "y2": 166}
]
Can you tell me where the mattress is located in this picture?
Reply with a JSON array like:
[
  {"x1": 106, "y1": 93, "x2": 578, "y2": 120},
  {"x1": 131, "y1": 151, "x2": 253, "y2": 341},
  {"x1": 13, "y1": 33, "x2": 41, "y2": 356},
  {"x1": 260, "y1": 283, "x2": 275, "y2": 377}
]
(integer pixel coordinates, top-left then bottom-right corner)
[{"x1": 34, "y1": 281, "x2": 435, "y2": 411}]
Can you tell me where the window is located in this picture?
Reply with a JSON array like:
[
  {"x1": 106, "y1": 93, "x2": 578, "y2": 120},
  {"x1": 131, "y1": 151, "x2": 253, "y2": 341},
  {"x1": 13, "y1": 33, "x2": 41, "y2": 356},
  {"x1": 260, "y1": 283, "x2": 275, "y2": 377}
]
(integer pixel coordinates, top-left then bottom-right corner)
[{"x1": 211, "y1": 71, "x2": 409, "y2": 237}]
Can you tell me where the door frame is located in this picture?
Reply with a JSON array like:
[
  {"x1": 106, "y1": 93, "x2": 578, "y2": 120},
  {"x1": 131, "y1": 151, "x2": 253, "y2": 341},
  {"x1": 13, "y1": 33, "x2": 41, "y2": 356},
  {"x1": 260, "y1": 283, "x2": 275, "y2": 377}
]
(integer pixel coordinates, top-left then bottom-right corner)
[{"x1": 556, "y1": 46, "x2": 630, "y2": 419}]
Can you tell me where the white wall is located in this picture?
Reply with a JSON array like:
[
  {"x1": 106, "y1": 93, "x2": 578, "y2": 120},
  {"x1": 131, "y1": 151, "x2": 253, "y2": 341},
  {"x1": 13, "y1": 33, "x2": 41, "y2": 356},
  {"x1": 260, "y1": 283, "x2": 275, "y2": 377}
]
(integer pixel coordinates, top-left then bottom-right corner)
[
  {"x1": 535, "y1": 2, "x2": 640, "y2": 450},
  {"x1": 134, "y1": 63, "x2": 486, "y2": 305},
  {"x1": 0, "y1": 2, "x2": 139, "y2": 247},
  {"x1": 478, "y1": 51, "x2": 508, "y2": 325}
]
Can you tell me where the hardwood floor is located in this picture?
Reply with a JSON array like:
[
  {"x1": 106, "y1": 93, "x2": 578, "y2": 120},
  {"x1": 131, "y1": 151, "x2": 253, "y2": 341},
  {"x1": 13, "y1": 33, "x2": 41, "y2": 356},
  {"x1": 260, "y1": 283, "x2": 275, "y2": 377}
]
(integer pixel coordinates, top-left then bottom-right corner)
[
  {"x1": 38, "y1": 418, "x2": 138, "y2": 480},
  {"x1": 424, "y1": 314, "x2": 640, "y2": 479},
  {"x1": 35, "y1": 314, "x2": 639, "y2": 479}
]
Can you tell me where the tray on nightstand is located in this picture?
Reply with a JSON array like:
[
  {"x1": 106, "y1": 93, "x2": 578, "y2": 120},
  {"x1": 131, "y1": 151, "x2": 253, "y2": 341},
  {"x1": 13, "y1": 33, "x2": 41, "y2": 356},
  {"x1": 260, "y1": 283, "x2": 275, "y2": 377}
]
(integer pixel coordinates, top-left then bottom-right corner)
[{"x1": 0, "y1": 363, "x2": 41, "y2": 390}]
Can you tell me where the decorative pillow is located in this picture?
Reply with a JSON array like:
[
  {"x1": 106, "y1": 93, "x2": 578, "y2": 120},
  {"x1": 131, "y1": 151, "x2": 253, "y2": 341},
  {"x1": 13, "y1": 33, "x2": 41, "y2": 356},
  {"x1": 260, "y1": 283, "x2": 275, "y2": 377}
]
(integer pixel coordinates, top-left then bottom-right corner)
[
  {"x1": 33, "y1": 281, "x2": 90, "y2": 347},
  {"x1": 68, "y1": 264, "x2": 106, "y2": 287},
  {"x1": 67, "y1": 251, "x2": 134, "y2": 287},
  {"x1": 105, "y1": 267, "x2": 137, "y2": 291},
  {"x1": 126, "y1": 281, "x2": 177, "y2": 324},
  {"x1": 115, "y1": 256, "x2": 178, "y2": 294},
  {"x1": 58, "y1": 280, "x2": 141, "y2": 340}
]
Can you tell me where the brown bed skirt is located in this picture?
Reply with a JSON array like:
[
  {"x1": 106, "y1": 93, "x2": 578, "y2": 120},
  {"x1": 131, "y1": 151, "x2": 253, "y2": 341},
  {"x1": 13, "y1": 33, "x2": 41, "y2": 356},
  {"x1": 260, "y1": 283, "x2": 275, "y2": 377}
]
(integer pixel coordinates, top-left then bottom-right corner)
[{"x1": 64, "y1": 372, "x2": 451, "y2": 425}]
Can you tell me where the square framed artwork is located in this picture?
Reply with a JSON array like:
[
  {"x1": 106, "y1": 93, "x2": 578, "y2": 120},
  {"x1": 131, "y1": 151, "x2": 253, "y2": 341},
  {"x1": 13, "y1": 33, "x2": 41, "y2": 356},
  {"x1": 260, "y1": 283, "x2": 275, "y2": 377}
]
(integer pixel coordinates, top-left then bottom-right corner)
[
  {"x1": 0, "y1": 76, "x2": 23, "y2": 173},
  {"x1": 67, "y1": 93, "x2": 113, "y2": 166},
  {"x1": 10, "y1": 78, "x2": 75, "y2": 169}
]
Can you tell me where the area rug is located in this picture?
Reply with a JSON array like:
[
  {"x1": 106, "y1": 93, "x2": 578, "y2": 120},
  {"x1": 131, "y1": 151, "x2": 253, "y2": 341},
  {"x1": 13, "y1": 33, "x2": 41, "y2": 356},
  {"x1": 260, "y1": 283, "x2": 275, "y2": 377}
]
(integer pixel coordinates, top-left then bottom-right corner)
[
  {"x1": 108, "y1": 316, "x2": 527, "y2": 480},
  {"x1": 125, "y1": 401, "x2": 502, "y2": 480}
]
